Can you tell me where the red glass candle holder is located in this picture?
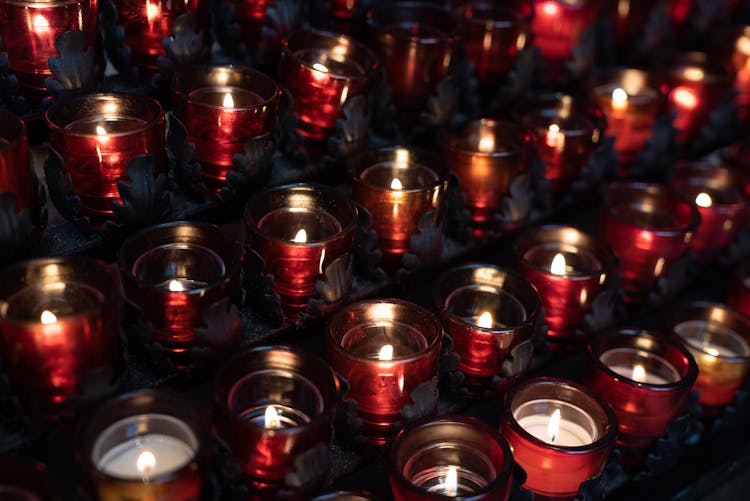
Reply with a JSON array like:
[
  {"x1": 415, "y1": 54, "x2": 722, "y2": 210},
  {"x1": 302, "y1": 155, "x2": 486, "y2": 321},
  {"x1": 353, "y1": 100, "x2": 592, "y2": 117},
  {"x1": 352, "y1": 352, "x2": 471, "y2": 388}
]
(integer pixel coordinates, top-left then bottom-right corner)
[
  {"x1": 172, "y1": 65, "x2": 280, "y2": 188},
  {"x1": 118, "y1": 221, "x2": 243, "y2": 364},
  {"x1": 433, "y1": 264, "x2": 540, "y2": 394},
  {"x1": 326, "y1": 299, "x2": 443, "y2": 444},
  {"x1": 214, "y1": 346, "x2": 339, "y2": 495},
  {"x1": 592, "y1": 69, "x2": 664, "y2": 167},
  {"x1": 77, "y1": 390, "x2": 209, "y2": 501},
  {"x1": 441, "y1": 119, "x2": 533, "y2": 234},
  {"x1": 0, "y1": 459, "x2": 57, "y2": 500},
  {"x1": 45, "y1": 93, "x2": 165, "y2": 223},
  {"x1": 599, "y1": 182, "x2": 699, "y2": 306},
  {"x1": 530, "y1": 0, "x2": 599, "y2": 80},
  {"x1": 454, "y1": 1, "x2": 533, "y2": 100},
  {"x1": 728, "y1": 262, "x2": 750, "y2": 318},
  {"x1": 500, "y1": 377, "x2": 617, "y2": 499},
  {"x1": 514, "y1": 225, "x2": 615, "y2": 342},
  {"x1": 245, "y1": 183, "x2": 358, "y2": 320},
  {"x1": 222, "y1": 0, "x2": 272, "y2": 49},
  {"x1": 0, "y1": 256, "x2": 120, "y2": 415},
  {"x1": 0, "y1": 0, "x2": 98, "y2": 98},
  {"x1": 0, "y1": 111, "x2": 39, "y2": 221},
  {"x1": 116, "y1": 0, "x2": 204, "y2": 73},
  {"x1": 389, "y1": 415, "x2": 514, "y2": 501},
  {"x1": 726, "y1": 26, "x2": 750, "y2": 123},
  {"x1": 348, "y1": 146, "x2": 449, "y2": 270},
  {"x1": 586, "y1": 328, "x2": 697, "y2": 451},
  {"x1": 666, "y1": 52, "x2": 732, "y2": 144},
  {"x1": 520, "y1": 94, "x2": 600, "y2": 197},
  {"x1": 669, "y1": 161, "x2": 747, "y2": 262},
  {"x1": 369, "y1": 2, "x2": 461, "y2": 118},
  {"x1": 280, "y1": 29, "x2": 378, "y2": 143},
  {"x1": 669, "y1": 302, "x2": 750, "y2": 409}
]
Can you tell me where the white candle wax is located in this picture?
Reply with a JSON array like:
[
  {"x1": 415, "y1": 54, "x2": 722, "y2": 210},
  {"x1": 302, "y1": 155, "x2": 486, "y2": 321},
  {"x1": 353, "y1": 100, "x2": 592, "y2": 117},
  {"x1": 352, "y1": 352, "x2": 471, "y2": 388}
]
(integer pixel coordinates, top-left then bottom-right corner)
[
  {"x1": 97, "y1": 433, "x2": 195, "y2": 479},
  {"x1": 516, "y1": 414, "x2": 594, "y2": 447},
  {"x1": 675, "y1": 320, "x2": 750, "y2": 358},
  {"x1": 600, "y1": 348, "x2": 681, "y2": 385},
  {"x1": 607, "y1": 364, "x2": 671, "y2": 385}
]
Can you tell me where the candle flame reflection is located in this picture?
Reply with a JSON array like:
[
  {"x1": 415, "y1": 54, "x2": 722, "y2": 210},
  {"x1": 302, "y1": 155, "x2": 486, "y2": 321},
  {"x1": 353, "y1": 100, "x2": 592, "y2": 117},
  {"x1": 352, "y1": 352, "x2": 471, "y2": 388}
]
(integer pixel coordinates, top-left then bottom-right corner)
[
  {"x1": 545, "y1": 123, "x2": 563, "y2": 149},
  {"x1": 264, "y1": 405, "x2": 281, "y2": 429},
  {"x1": 168, "y1": 280, "x2": 185, "y2": 292},
  {"x1": 612, "y1": 87, "x2": 628, "y2": 111},
  {"x1": 223, "y1": 92, "x2": 235, "y2": 108},
  {"x1": 146, "y1": 0, "x2": 160, "y2": 23},
  {"x1": 476, "y1": 311, "x2": 494, "y2": 329},
  {"x1": 390, "y1": 178, "x2": 404, "y2": 190},
  {"x1": 550, "y1": 253, "x2": 567, "y2": 275},
  {"x1": 40, "y1": 310, "x2": 57, "y2": 324},
  {"x1": 478, "y1": 132, "x2": 495, "y2": 153},
  {"x1": 673, "y1": 87, "x2": 698, "y2": 109},
  {"x1": 445, "y1": 466, "x2": 458, "y2": 497},
  {"x1": 96, "y1": 125, "x2": 107, "y2": 136},
  {"x1": 695, "y1": 192, "x2": 712, "y2": 208},
  {"x1": 547, "y1": 409, "x2": 561, "y2": 444},
  {"x1": 136, "y1": 450, "x2": 156, "y2": 475},
  {"x1": 705, "y1": 346, "x2": 720, "y2": 357},
  {"x1": 293, "y1": 229, "x2": 308, "y2": 243},
  {"x1": 32, "y1": 14, "x2": 50, "y2": 30},
  {"x1": 378, "y1": 344, "x2": 394, "y2": 361},
  {"x1": 632, "y1": 364, "x2": 646, "y2": 382},
  {"x1": 312, "y1": 62, "x2": 329, "y2": 73}
]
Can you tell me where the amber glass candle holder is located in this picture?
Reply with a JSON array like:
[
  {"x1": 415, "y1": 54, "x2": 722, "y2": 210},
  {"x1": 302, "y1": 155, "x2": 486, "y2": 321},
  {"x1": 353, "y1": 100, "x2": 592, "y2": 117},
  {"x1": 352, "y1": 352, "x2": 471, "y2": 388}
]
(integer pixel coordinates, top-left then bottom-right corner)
[
  {"x1": 77, "y1": 390, "x2": 208, "y2": 501},
  {"x1": 441, "y1": 119, "x2": 533, "y2": 234},
  {"x1": 514, "y1": 225, "x2": 614, "y2": 342},
  {"x1": 326, "y1": 299, "x2": 443, "y2": 444},
  {"x1": 729, "y1": 262, "x2": 750, "y2": 318},
  {"x1": 599, "y1": 182, "x2": 699, "y2": 306},
  {"x1": 454, "y1": 1, "x2": 533, "y2": 100},
  {"x1": 389, "y1": 415, "x2": 514, "y2": 501},
  {"x1": 118, "y1": 221, "x2": 242, "y2": 364},
  {"x1": 0, "y1": 111, "x2": 39, "y2": 222},
  {"x1": 172, "y1": 65, "x2": 280, "y2": 188},
  {"x1": 0, "y1": 256, "x2": 120, "y2": 416},
  {"x1": 116, "y1": 0, "x2": 203, "y2": 73},
  {"x1": 348, "y1": 146, "x2": 449, "y2": 271},
  {"x1": 592, "y1": 68, "x2": 664, "y2": 167},
  {"x1": 669, "y1": 302, "x2": 750, "y2": 410},
  {"x1": 45, "y1": 93, "x2": 165, "y2": 223},
  {"x1": 433, "y1": 264, "x2": 540, "y2": 394},
  {"x1": 0, "y1": 459, "x2": 57, "y2": 500},
  {"x1": 586, "y1": 328, "x2": 697, "y2": 451},
  {"x1": 530, "y1": 0, "x2": 599, "y2": 80},
  {"x1": 214, "y1": 346, "x2": 339, "y2": 495},
  {"x1": 500, "y1": 377, "x2": 617, "y2": 499},
  {"x1": 369, "y1": 2, "x2": 461, "y2": 119},
  {"x1": 666, "y1": 52, "x2": 732, "y2": 144},
  {"x1": 0, "y1": 0, "x2": 98, "y2": 98},
  {"x1": 521, "y1": 95, "x2": 600, "y2": 197},
  {"x1": 669, "y1": 162, "x2": 747, "y2": 262},
  {"x1": 245, "y1": 183, "x2": 358, "y2": 320},
  {"x1": 280, "y1": 29, "x2": 378, "y2": 144}
]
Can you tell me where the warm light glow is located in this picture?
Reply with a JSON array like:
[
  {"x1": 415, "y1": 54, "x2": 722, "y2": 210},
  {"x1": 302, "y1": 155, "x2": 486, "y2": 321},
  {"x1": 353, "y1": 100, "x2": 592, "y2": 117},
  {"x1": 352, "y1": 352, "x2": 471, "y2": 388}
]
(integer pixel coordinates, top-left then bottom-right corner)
[
  {"x1": 737, "y1": 36, "x2": 750, "y2": 57},
  {"x1": 695, "y1": 192, "x2": 713, "y2": 208},
  {"x1": 683, "y1": 67, "x2": 705, "y2": 82},
  {"x1": 136, "y1": 450, "x2": 156, "y2": 474},
  {"x1": 550, "y1": 253, "x2": 567, "y2": 275},
  {"x1": 632, "y1": 364, "x2": 646, "y2": 382},
  {"x1": 654, "y1": 257, "x2": 665, "y2": 277},
  {"x1": 40, "y1": 310, "x2": 57, "y2": 324},
  {"x1": 673, "y1": 88, "x2": 698, "y2": 109},
  {"x1": 390, "y1": 178, "x2": 404, "y2": 190},
  {"x1": 264, "y1": 405, "x2": 281, "y2": 429},
  {"x1": 444, "y1": 466, "x2": 458, "y2": 497},
  {"x1": 542, "y1": 1, "x2": 560, "y2": 16},
  {"x1": 478, "y1": 132, "x2": 495, "y2": 153},
  {"x1": 168, "y1": 280, "x2": 185, "y2": 292},
  {"x1": 547, "y1": 409, "x2": 561, "y2": 443},
  {"x1": 146, "y1": 0, "x2": 160, "y2": 22},
  {"x1": 476, "y1": 311, "x2": 494, "y2": 329},
  {"x1": 612, "y1": 87, "x2": 628, "y2": 111},
  {"x1": 706, "y1": 347, "x2": 720, "y2": 357},
  {"x1": 378, "y1": 344, "x2": 394, "y2": 361},
  {"x1": 32, "y1": 14, "x2": 49, "y2": 30},
  {"x1": 223, "y1": 92, "x2": 235, "y2": 108},
  {"x1": 313, "y1": 62, "x2": 329, "y2": 73},
  {"x1": 293, "y1": 229, "x2": 307, "y2": 243},
  {"x1": 96, "y1": 125, "x2": 107, "y2": 136},
  {"x1": 545, "y1": 123, "x2": 562, "y2": 148}
]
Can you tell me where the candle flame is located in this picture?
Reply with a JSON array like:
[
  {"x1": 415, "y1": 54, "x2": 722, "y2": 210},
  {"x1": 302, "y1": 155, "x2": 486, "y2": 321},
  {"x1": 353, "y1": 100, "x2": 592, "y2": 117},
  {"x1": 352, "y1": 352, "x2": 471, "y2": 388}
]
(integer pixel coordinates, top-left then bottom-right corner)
[
  {"x1": 378, "y1": 344, "x2": 394, "y2": 361},
  {"x1": 312, "y1": 62, "x2": 329, "y2": 73},
  {"x1": 136, "y1": 450, "x2": 156, "y2": 474},
  {"x1": 550, "y1": 253, "x2": 567, "y2": 275},
  {"x1": 444, "y1": 466, "x2": 458, "y2": 497},
  {"x1": 683, "y1": 67, "x2": 705, "y2": 82},
  {"x1": 32, "y1": 14, "x2": 49, "y2": 30},
  {"x1": 545, "y1": 123, "x2": 562, "y2": 148},
  {"x1": 40, "y1": 310, "x2": 57, "y2": 324},
  {"x1": 542, "y1": 1, "x2": 559, "y2": 16},
  {"x1": 695, "y1": 192, "x2": 713, "y2": 208},
  {"x1": 478, "y1": 132, "x2": 495, "y2": 153},
  {"x1": 673, "y1": 87, "x2": 698, "y2": 109},
  {"x1": 632, "y1": 364, "x2": 646, "y2": 382},
  {"x1": 293, "y1": 229, "x2": 307, "y2": 243},
  {"x1": 264, "y1": 405, "x2": 281, "y2": 429},
  {"x1": 146, "y1": 0, "x2": 160, "y2": 23},
  {"x1": 390, "y1": 178, "x2": 403, "y2": 190},
  {"x1": 223, "y1": 92, "x2": 235, "y2": 108},
  {"x1": 547, "y1": 409, "x2": 561, "y2": 444},
  {"x1": 96, "y1": 125, "x2": 107, "y2": 136},
  {"x1": 476, "y1": 311, "x2": 494, "y2": 329},
  {"x1": 706, "y1": 346, "x2": 720, "y2": 357},
  {"x1": 612, "y1": 87, "x2": 628, "y2": 111},
  {"x1": 168, "y1": 280, "x2": 185, "y2": 292}
]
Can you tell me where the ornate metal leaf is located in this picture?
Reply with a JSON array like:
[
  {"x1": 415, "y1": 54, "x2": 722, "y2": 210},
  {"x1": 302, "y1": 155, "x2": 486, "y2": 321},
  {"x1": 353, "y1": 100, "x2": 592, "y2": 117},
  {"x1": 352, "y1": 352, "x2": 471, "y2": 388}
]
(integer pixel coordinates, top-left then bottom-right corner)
[
  {"x1": 631, "y1": 112, "x2": 678, "y2": 178},
  {"x1": 210, "y1": 0, "x2": 246, "y2": 58},
  {"x1": 564, "y1": 135, "x2": 617, "y2": 204},
  {"x1": 691, "y1": 90, "x2": 741, "y2": 157},
  {"x1": 45, "y1": 30, "x2": 98, "y2": 101},
  {"x1": 565, "y1": 25, "x2": 595, "y2": 79},
  {"x1": 492, "y1": 46, "x2": 539, "y2": 112},
  {"x1": 192, "y1": 299, "x2": 242, "y2": 363},
  {"x1": 636, "y1": 406, "x2": 704, "y2": 480},
  {"x1": 421, "y1": 75, "x2": 459, "y2": 127},
  {"x1": 579, "y1": 449, "x2": 629, "y2": 500},
  {"x1": 106, "y1": 154, "x2": 171, "y2": 233},
  {"x1": 444, "y1": 173, "x2": 472, "y2": 242},
  {"x1": 368, "y1": 68, "x2": 399, "y2": 139},
  {"x1": 274, "y1": 90, "x2": 307, "y2": 163},
  {"x1": 332, "y1": 374, "x2": 367, "y2": 446},
  {"x1": 211, "y1": 436, "x2": 249, "y2": 501},
  {"x1": 67, "y1": 365, "x2": 120, "y2": 410},
  {"x1": 498, "y1": 172, "x2": 533, "y2": 224},
  {"x1": 220, "y1": 134, "x2": 275, "y2": 203},
  {"x1": 401, "y1": 376, "x2": 438, "y2": 422},
  {"x1": 508, "y1": 463, "x2": 532, "y2": 501},
  {"x1": 398, "y1": 210, "x2": 444, "y2": 285},
  {"x1": 500, "y1": 339, "x2": 533, "y2": 378},
  {"x1": 98, "y1": 0, "x2": 137, "y2": 80},
  {"x1": 438, "y1": 332, "x2": 466, "y2": 405},
  {"x1": 243, "y1": 248, "x2": 285, "y2": 325},
  {"x1": 258, "y1": 0, "x2": 305, "y2": 68},
  {"x1": 353, "y1": 203, "x2": 385, "y2": 281},
  {"x1": 0, "y1": 50, "x2": 27, "y2": 114},
  {"x1": 155, "y1": 13, "x2": 206, "y2": 86},
  {"x1": 166, "y1": 111, "x2": 206, "y2": 198},
  {"x1": 314, "y1": 254, "x2": 353, "y2": 304},
  {"x1": 648, "y1": 255, "x2": 695, "y2": 306},
  {"x1": 581, "y1": 287, "x2": 620, "y2": 335},
  {"x1": 43, "y1": 148, "x2": 89, "y2": 229},
  {"x1": 0, "y1": 193, "x2": 35, "y2": 265},
  {"x1": 327, "y1": 95, "x2": 369, "y2": 158},
  {"x1": 281, "y1": 443, "x2": 329, "y2": 493}
]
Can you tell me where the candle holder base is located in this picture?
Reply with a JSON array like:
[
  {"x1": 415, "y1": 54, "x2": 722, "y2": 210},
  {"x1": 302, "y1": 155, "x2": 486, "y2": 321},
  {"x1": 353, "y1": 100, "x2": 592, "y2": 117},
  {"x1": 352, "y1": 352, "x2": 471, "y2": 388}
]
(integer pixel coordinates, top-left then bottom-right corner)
[
  {"x1": 559, "y1": 137, "x2": 618, "y2": 208},
  {"x1": 218, "y1": 134, "x2": 275, "y2": 204},
  {"x1": 334, "y1": 375, "x2": 369, "y2": 447},
  {"x1": 353, "y1": 204, "x2": 386, "y2": 282},
  {"x1": 443, "y1": 174, "x2": 473, "y2": 242},
  {"x1": 396, "y1": 210, "x2": 444, "y2": 287},
  {"x1": 490, "y1": 337, "x2": 535, "y2": 395},
  {"x1": 509, "y1": 463, "x2": 532, "y2": 501},
  {"x1": 242, "y1": 248, "x2": 286, "y2": 326},
  {"x1": 399, "y1": 376, "x2": 439, "y2": 425},
  {"x1": 579, "y1": 448, "x2": 630, "y2": 500},
  {"x1": 437, "y1": 333, "x2": 469, "y2": 412},
  {"x1": 0, "y1": 193, "x2": 38, "y2": 265},
  {"x1": 276, "y1": 90, "x2": 309, "y2": 165},
  {"x1": 490, "y1": 172, "x2": 534, "y2": 235},
  {"x1": 646, "y1": 255, "x2": 696, "y2": 307},
  {"x1": 166, "y1": 111, "x2": 208, "y2": 200},
  {"x1": 120, "y1": 299, "x2": 177, "y2": 380},
  {"x1": 44, "y1": 30, "x2": 99, "y2": 102},
  {"x1": 409, "y1": 74, "x2": 460, "y2": 143},
  {"x1": 326, "y1": 95, "x2": 369, "y2": 160},
  {"x1": 627, "y1": 113, "x2": 679, "y2": 180},
  {"x1": 257, "y1": 0, "x2": 307, "y2": 72},
  {"x1": 152, "y1": 14, "x2": 208, "y2": 89},
  {"x1": 0, "y1": 52, "x2": 28, "y2": 116},
  {"x1": 303, "y1": 254, "x2": 354, "y2": 319},
  {"x1": 708, "y1": 380, "x2": 750, "y2": 434},
  {"x1": 579, "y1": 285, "x2": 624, "y2": 336}
]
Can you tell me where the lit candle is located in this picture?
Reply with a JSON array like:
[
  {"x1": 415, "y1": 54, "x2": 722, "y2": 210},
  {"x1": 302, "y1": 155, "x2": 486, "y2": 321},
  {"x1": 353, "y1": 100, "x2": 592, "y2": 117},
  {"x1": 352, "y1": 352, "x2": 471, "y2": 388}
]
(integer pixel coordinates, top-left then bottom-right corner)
[
  {"x1": 611, "y1": 87, "x2": 628, "y2": 111},
  {"x1": 674, "y1": 320, "x2": 750, "y2": 358},
  {"x1": 695, "y1": 191, "x2": 712, "y2": 208},
  {"x1": 239, "y1": 403, "x2": 311, "y2": 429},
  {"x1": 600, "y1": 347, "x2": 681, "y2": 385},
  {"x1": 545, "y1": 123, "x2": 564, "y2": 150},
  {"x1": 515, "y1": 403, "x2": 596, "y2": 446}
]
